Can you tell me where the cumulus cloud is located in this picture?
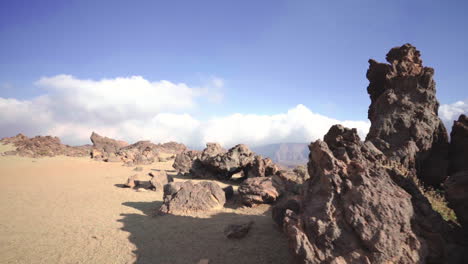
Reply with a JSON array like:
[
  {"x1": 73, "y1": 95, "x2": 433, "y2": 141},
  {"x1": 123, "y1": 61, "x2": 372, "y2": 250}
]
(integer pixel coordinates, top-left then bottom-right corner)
[
  {"x1": 0, "y1": 75, "x2": 372, "y2": 148},
  {"x1": 439, "y1": 99, "x2": 468, "y2": 129}
]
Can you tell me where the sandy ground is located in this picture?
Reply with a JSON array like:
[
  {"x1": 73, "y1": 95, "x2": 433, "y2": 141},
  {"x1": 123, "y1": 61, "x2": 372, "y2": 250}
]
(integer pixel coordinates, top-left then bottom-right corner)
[{"x1": 0, "y1": 144, "x2": 291, "y2": 264}]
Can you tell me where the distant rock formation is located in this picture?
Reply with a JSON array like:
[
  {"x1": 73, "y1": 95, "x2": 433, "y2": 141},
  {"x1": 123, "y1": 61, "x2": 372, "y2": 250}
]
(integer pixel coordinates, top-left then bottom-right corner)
[
  {"x1": 1, "y1": 133, "x2": 91, "y2": 158},
  {"x1": 366, "y1": 43, "x2": 449, "y2": 186},
  {"x1": 252, "y1": 143, "x2": 309, "y2": 167},
  {"x1": 278, "y1": 125, "x2": 463, "y2": 263}
]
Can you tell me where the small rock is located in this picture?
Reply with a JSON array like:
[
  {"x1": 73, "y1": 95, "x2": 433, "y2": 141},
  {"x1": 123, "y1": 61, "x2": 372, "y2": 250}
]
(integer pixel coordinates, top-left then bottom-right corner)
[
  {"x1": 133, "y1": 167, "x2": 143, "y2": 172},
  {"x1": 124, "y1": 174, "x2": 139, "y2": 188},
  {"x1": 223, "y1": 185, "x2": 234, "y2": 200},
  {"x1": 149, "y1": 171, "x2": 174, "y2": 191},
  {"x1": 224, "y1": 221, "x2": 254, "y2": 239}
]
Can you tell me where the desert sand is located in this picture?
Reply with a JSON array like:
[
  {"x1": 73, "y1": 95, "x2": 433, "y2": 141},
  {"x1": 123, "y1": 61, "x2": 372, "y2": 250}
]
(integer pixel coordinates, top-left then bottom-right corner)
[{"x1": 0, "y1": 144, "x2": 291, "y2": 264}]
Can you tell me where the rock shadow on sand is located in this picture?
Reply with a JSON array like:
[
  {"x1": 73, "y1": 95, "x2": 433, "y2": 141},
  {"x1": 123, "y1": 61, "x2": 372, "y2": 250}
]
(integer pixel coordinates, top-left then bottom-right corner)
[{"x1": 119, "y1": 201, "x2": 291, "y2": 264}]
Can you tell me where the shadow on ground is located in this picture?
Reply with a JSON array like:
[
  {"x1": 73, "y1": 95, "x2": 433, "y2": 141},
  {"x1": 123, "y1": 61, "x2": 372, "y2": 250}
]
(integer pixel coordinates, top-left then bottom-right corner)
[{"x1": 119, "y1": 201, "x2": 291, "y2": 264}]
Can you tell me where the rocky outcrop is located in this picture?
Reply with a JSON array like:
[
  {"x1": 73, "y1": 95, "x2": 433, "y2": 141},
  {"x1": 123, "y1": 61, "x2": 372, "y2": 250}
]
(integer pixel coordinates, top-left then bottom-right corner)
[
  {"x1": 1, "y1": 134, "x2": 91, "y2": 158},
  {"x1": 448, "y1": 114, "x2": 468, "y2": 175},
  {"x1": 159, "y1": 181, "x2": 226, "y2": 216},
  {"x1": 117, "y1": 141, "x2": 159, "y2": 166},
  {"x1": 278, "y1": 125, "x2": 463, "y2": 264},
  {"x1": 238, "y1": 177, "x2": 282, "y2": 206},
  {"x1": 90, "y1": 132, "x2": 128, "y2": 160},
  {"x1": 366, "y1": 44, "x2": 449, "y2": 186},
  {"x1": 445, "y1": 115, "x2": 468, "y2": 232},
  {"x1": 174, "y1": 143, "x2": 279, "y2": 180}
]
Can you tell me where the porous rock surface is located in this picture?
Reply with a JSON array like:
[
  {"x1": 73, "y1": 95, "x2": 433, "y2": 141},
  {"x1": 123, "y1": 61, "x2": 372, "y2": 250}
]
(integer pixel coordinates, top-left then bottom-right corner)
[
  {"x1": 159, "y1": 181, "x2": 226, "y2": 216},
  {"x1": 149, "y1": 170, "x2": 174, "y2": 191},
  {"x1": 278, "y1": 125, "x2": 464, "y2": 264},
  {"x1": 238, "y1": 177, "x2": 282, "y2": 206},
  {"x1": 366, "y1": 43, "x2": 449, "y2": 186}
]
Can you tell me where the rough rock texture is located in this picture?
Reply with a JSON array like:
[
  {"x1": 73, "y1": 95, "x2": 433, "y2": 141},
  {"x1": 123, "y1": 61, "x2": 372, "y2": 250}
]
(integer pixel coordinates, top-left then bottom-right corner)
[
  {"x1": 224, "y1": 221, "x2": 254, "y2": 239},
  {"x1": 279, "y1": 125, "x2": 464, "y2": 264},
  {"x1": 238, "y1": 177, "x2": 282, "y2": 206},
  {"x1": 244, "y1": 155, "x2": 280, "y2": 178},
  {"x1": 174, "y1": 143, "x2": 278, "y2": 180},
  {"x1": 90, "y1": 132, "x2": 128, "y2": 160},
  {"x1": 149, "y1": 171, "x2": 174, "y2": 191},
  {"x1": 448, "y1": 114, "x2": 468, "y2": 175},
  {"x1": 117, "y1": 141, "x2": 159, "y2": 166},
  {"x1": 159, "y1": 181, "x2": 226, "y2": 216},
  {"x1": 365, "y1": 44, "x2": 449, "y2": 186},
  {"x1": 173, "y1": 150, "x2": 202, "y2": 174},
  {"x1": 1, "y1": 134, "x2": 91, "y2": 158},
  {"x1": 445, "y1": 115, "x2": 468, "y2": 232}
]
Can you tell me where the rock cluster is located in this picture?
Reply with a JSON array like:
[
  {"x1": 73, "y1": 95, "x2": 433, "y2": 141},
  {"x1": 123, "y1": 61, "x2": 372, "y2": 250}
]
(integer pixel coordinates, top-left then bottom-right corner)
[
  {"x1": 158, "y1": 181, "x2": 226, "y2": 216},
  {"x1": 238, "y1": 177, "x2": 282, "y2": 206},
  {"x1": 173, "y1": 143, "x2": 279, "y2": 180},
  {"x1": 1, "y1": 134, "x2": 91, "y2": 158},
  {"x1": 366, "y1": 43, "x2": 449, "y2": 186},
  {"x1": 90, "y1": 132, "x2": 185, "y2": 165}
]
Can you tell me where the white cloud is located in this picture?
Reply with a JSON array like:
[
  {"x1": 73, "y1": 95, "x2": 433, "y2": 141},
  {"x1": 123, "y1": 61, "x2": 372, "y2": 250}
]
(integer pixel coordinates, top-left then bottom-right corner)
[
  {"x1": 0, "y1": 75, "x2": 372, "y2": 148},
  {"x1": 439, "y1": 99, "x2": 468, "y2": 129}
]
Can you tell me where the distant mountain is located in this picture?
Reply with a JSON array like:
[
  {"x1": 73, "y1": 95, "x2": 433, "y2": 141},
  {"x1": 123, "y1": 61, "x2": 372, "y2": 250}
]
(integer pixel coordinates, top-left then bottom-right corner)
[{"x1": 252, "y1": 143, "x2": 309, "y2": 168}]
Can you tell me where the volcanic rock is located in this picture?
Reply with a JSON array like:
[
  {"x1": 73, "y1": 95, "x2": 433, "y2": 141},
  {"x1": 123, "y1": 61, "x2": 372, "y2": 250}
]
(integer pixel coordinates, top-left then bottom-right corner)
[
  {"x1": 238, "y1": 177, "x2": 281, "y2": 206},
  {"x1": 173, "y1": 150, "x2": 201, "y2": 174},
  {"x1": 117, "y1": 141, "x2": 159, "y2": 166},
  {"x1": 222, "y1": 185, "x2": 234, "y2": 200},
  {"x1": 279, "y1": 125, "x2": 463, "y2": 263},
  {"x1": 448, "y1": 114, "x2": 468, "y2": 175},
  {"x1": 1, "y1": 134, "x2": 91, "y2": 158},
  {"x1": 159, "y1": 181, "x2": 226, "y2": 215},
  {"x1": 149, "y1": 170, "x2": 174, "y2": 191},
  {"x1": 224, "y1": 221, "x2": 254, "y2": 239},
  {"x1": 244, "y1": 155, "x2": 280, "y2": 178},
  {"x1": 124, "y1": 174, "x2": 140, "y2": 188},
  {"x1": 90, "y1": 132, "x2": 128, "y2": 159},
  {"x1": 365, "y1": 44, "x2": 449, "y2": 186}
]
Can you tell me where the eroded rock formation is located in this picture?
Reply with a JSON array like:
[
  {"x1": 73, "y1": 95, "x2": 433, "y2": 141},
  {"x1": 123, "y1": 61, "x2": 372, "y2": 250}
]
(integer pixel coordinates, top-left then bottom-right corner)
[
  {"x1": 1, "y1": 134, "x2": 91, "y2": 158},
  {"x1": 238, "y1": 177, "x2": 282, "y2": 206},
  {"x1": 278, "y1": 125, "x2": 463, "y2": 263},
  {"x1": 366, "y1": 43, "x2": 449, "y2": 186}
]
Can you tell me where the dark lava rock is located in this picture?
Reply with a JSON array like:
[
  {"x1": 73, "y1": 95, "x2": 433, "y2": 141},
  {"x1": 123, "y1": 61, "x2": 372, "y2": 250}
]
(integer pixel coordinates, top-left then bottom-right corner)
[
  {"x1": 224, "y1": 221, "x2": 254, "y2": 239},
  {"x1": 222, "y1": 185, "x2": 234, "y2": 200},
  {"x1": 173, "y1": 150, "x2": 201, "y2": 174},
  {"x1": 366, "y1": 44, "x2": 449, "y2": 186},
  {"x1": 159, "y1": 181, "x2": 226, "y2": 216},
  {"x1": 90, "y1": 132, "x2": 128, "y2": 159},
  {"x1": 448, "y1": 114, "x2": 468, "y2": 175}
]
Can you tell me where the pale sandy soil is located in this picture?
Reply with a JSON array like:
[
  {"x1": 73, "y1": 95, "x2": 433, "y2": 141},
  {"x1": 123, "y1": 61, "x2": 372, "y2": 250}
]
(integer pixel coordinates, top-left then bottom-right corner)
[{"x1": 0, "y1": 144, "x2": 291, "y2": 264}]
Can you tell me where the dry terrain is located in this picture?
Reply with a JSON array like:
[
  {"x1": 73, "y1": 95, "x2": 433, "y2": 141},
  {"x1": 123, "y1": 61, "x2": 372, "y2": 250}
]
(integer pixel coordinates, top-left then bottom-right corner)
[{"x1": 0, "y1": 144, "x2": 290, "y2": 264}]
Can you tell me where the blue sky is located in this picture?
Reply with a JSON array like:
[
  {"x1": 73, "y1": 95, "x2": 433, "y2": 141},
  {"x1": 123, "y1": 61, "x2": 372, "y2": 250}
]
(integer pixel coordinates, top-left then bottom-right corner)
[{"x1": 0, "y1": 0, "x2": 467, "y2": 147}]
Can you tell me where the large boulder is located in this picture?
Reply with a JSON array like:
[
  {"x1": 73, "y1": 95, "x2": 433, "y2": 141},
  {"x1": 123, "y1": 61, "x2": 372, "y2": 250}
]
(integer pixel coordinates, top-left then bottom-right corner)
[
  {"x1": 238, "y1": 177, "x2": 282, "y2": 206},
  {"x1": 365, "y1": 44, "x2": 449, "y2": 186},
  {"x1": 90, "y1": 132, "x2": 128, "y2": 154},
  {"x1": 159, "y1": 181, "x2": 226, "y2": 216},
  {"x1": 244, "y1": 155, "x2": 280, "y2": 178},
  {"x1": 173, "y1": 150, "x2": 201, "y2": 174},
  {"x1": 278, "y1": 125, "x2": 463, "y2": 264}
]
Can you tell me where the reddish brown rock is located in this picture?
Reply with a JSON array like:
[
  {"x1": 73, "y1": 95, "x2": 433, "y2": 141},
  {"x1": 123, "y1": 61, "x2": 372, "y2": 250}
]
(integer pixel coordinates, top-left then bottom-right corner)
[
  {"x1": 238, "y1": 177, "x2": 281, "y2": 206},
  {"x1": 124, "y1": 174, "x2": 140, "y2": 188},
  {"x1": 278, "y1": 125, "x2": 463, "y2": 263},
  {"x1": 448, "y1": 114, "x2": 468, "y2": 175},
  {"x1": 159, "y1": 181, "x2": 226, "y2": 215},
  {"x1": 173, "y1": 150, "x2": 202, "y2": 174},
  {"x1": 245, "y1": 155, "x2": 280, "y2": 178},
  {"x1": 366, "y1": 44, "x2": 449, "y2": 186},
  {"x1": 90, "y1": 132, "x2": 128, "y2": 157},
  {"x1": 1, "y1": 134, "x2": 91, "y2": 158}
]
